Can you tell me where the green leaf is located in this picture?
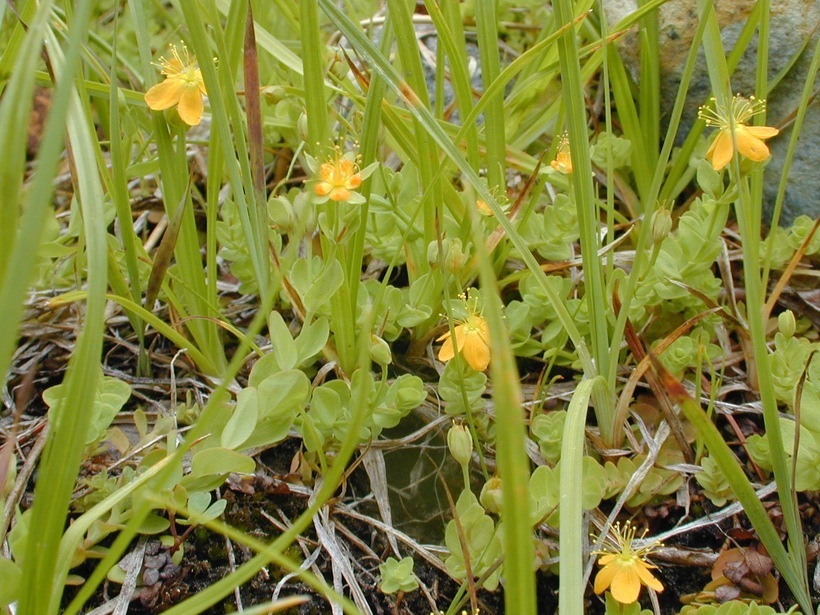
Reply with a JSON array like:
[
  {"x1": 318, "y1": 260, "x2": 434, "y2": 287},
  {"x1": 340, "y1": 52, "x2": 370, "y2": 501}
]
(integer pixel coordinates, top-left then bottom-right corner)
[
  {"x1": 696, "y1": 158, "x2": 722, "y2": 198},
  {"x1": 293, "y1": 257, "x2": 343, "y2": 314},
  {"x1": 0, "y1": 556, "x2": 22, "y2": 604},
  {"x1": 268, "y1": 310, "x2": 298, "y2": 370},
  {"x1": 137, "y1": 513, "x2": 171, "y2": 535},
  {"x1": 248, "y1": 352, "x2": 281, "y2": 387},
  {"x1": 378, "y1": 556, "x2": 419, "y2": 594},
  {"x1": 257, "y1": 369, "x2": 310, "y2": 418},
  {"x1": 221, "y1": 387, "x2": 259, "y2": 450},
  {"x1": 531, "y1": 411, "x2": 567, "y2": 464},
  {"x1": 190, "y1": 447, "x2": 256, "y2": 478},
  {"x1": 44, "y1": 373, "x2": 132, "y2": 445},
  {"x1": 183, "y1": 492, "x2": 227, "y2": 524},
  {"x1": 590, "y1": 132, "x2": 632, "y2": 169},
  {"x1": 295, "y1": 316, "x2": 329, "y2": 364}
]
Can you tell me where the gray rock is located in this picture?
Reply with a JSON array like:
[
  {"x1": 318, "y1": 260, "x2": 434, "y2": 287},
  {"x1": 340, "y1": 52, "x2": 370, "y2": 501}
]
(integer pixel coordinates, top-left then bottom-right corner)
[{"x1": 602, "y1": 0, "x2": 819, "y2": 225}]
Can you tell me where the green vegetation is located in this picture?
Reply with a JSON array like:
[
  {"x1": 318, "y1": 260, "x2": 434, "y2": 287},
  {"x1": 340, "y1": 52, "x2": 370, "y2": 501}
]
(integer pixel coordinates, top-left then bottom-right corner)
[{"x1": 1, "y1": 1, "x2": 817, "y2": 614}]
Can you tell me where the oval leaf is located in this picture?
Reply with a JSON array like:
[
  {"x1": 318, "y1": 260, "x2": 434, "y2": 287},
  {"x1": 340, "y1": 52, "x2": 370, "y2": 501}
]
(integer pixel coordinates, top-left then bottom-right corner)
[
  {"x1": 191, "y1": 447, "x2": 256, "y2": 478},
  {"x1": 221, "y1": 387, "x2": 259, "y2": 450}
]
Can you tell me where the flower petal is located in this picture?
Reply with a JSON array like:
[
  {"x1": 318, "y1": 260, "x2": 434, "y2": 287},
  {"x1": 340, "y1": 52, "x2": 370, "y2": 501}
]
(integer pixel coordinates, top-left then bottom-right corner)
[
  {"x1": 735, "y1": 126, "x2": 772, "y2": 162},
  {"x1": 451, "y1": 323, "x2": 469, "y2": 355},
  {"x1": 635, "y1": 561, "x2": 664, "y2": 593},
  {"x1": 706, "y1": 130, "x2": 734, "y2": 171},
  {"x1": 593, "y1": 562, "x2": 617, "y2": 595},
  {"x1": 609, "y1": 563, "x2": 641, "y2": 604},
  {"x1": 745, "y1": 125, "x2": 779, "y2": 139},
  {"x1": 437, "y1": 334, "x2": 455, "y2": 362},
  {"x1": 195, "y1": 70, "x2": 207, "y2": 95},
  {"x1": 329, "y1": 187, "x2": 351, "y2": 202},
  {"x1": 346, "y1": 174, "x2": 362, "y2": 190},
  {"x1": 144, "y1": 79, "x2": 183, "y2": 111},
  {"x1": 177, "y1": 85, "x2": 204, "y2": 125},
  {"x1": 597, "y1": 554, "x2": 617, "y2": 566},
  {"x1": 462, "y1": 331, "x2": 490, "y2": 371}
]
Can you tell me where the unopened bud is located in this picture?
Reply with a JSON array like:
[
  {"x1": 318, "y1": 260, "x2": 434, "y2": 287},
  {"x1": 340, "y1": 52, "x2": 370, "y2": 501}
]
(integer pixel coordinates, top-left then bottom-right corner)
[
  {"x1": 651, "y1": 207, "x2": 673, "y2": 244},
  {"x1": 447, "y1": 423, "x2": 473, "y2": 468},
  {"x1": 427, "y1": 238, "x2": 467, "y2": 272},
  {"x1": 261, "y1": 85, "x2": 286, "y2": 105},
  {"x1": 369, "y1": 334, "x2": 392, "y2": 366},
  {"x1": 480, "y1": 476, "x2": 503, "y2": 514},
  {"x1": 777, "y1": 310, "x2": 796, "y2": 338},
  {"x1": 297, "y1": 111, "x2": 310, "y2": 143}
]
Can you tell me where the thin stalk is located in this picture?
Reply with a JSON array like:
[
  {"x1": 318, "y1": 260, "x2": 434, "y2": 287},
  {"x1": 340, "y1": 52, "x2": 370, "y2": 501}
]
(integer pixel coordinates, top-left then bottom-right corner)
[
  {"x1": 698, "y1": 0, "x2": 809, "y2": 605},
  {"x1": 386, "y1": 0, "x2": 440, "y2": 279},
  {"x1": 300, "y1": 0, "x2": 328, "y2": 150},
  {"x1": 181, "y1": 0, "x2": 269, "y2": 302},
  {"x1": 475, "y1": 0, "x2": 505, "y2": 190},
  {"x1": 656, "y1": 356, "x2": 813, "y2": 613},
  {"x1": 471, "y1": 218, "x2": 535, "y2": 615},
  {"x1": 552, "y1": 0, "x2": 612, "y2": 437}
]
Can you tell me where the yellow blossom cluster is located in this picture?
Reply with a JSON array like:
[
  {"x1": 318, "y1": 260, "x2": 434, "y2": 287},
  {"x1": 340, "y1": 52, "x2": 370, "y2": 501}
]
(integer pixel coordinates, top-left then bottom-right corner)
[
  {"x1": 594, "y1": 521, "x2": 664, "y2": 604},
  {"x1": 314, "y1": 153, "x2": 363, "y2": 203},
  {"x1": 144, "y1": 44, "x2": 207, "y2": 126},
  {"x1": 699, "y1": 94, "x2": 779, "y2": 171},
  {"x1": 436, "y1": 294, "x2": 490, "y2": 372},
  {"x1": 550, "y1": 132, "x2": 573, "y2": 174}
]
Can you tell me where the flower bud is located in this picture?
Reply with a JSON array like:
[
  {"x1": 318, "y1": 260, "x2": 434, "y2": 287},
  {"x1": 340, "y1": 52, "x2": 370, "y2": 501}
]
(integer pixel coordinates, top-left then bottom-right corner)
[
  {"x1": 297, "y1": 111, "x2": 310, "y2": 143},
  {"x1": 480, "y1": 476, "x2": 503, "y2": 514},
  {"x1": 777, "y1": 310, "x2": 796, "y2": 338},
  {"x1": 427, "y1": 238, "x2": 467, "y2": 272},
  {"x1": 651, "y1": 207, "x2": 673, "y2": 245},
  {"x1": 261, "y1": 85, "x2": 286, "y2": 105},
  {"x1": 369, "y1": 334, "x2": 392, "y2": 366},
  {"x1": 447, "y1": 423, "x2": 473, "y2": 468}
]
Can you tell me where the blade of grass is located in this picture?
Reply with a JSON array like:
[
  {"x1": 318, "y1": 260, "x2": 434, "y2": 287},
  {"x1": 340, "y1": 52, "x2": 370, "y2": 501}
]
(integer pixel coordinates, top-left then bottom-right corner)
[
  {"x1": 607, "y1": 0, "x2": 711, "y2": 395},
  {"x1": 0, "y1": 0, "x2": 57, "y2": 377},
  {"x1": 179, "y1": 0, "x2": 270, "y2": 302},
  {"x1": 637, "y1": 0, "x2": 660, "y2": 171},
  {"x1": 763, "y1": 37, "x2": 819, "y2": 285},
  {"x1": 423, "y1": 0, "x2": 480, "y2": 170},
  {"x1": 559, "y1": 376, "x2": 601, "y2": 615},
  {"x1": 19, "y1": 4, "x2": 108, "y2": 613},
  {"x1": 470, "y1": 203, "x2": 535, "y2": 615},
  {"x1": 300, "y1": 0, "x2": 328, "y2": 150},
  {"x1": 300, "y1": 0, "x2": 361, "y2": 375},
  {"x1": 0, "y1": 0, "x2": 40, "y2": 275},
  {"x1": 552, "y1": 0, "x2": 613, "y2": 440},
  {"x1": 48, "y1": 291, "x2": 220, "y2": 372},
  {"x1": 107, "y1": 22, "x2": 150, "y2": 376},
  {"x1": 129, "y1": 1, "x2": 228, "y2": 373},
  {"x1": 244, "y1": 4, "x2": 267, "y2": 231},
  {"x1": 474, "y1": 0, "x2": 505, "y2": 190},
  {"x1": 652, "y1": 355, "x2": 812, "y2": 613},
  {"x1": 386, "y1": 0, "x2": 441, "y2": 278}
]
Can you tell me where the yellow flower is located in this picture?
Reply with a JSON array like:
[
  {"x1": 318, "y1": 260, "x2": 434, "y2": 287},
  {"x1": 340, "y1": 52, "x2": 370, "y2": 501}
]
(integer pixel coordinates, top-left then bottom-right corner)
[
  {"x1": 144, "y1": 44, "x2": 207, "y2": 126},
  {"x1": 593, "y1": 522, "x2": 664, "y2": 604},
  {"x1": 475, "y1": 199, "x2": 493, "y2": 216},
  {"x1": 437, "y1": 295, "x2": 490, "y2": 372},
  {"x1": 698, "y1": 95, "x2": 779, "y2": 171},
  {"x1": 314, "y1": 153, "x2": 363, "y2": 203},
  {"x1": 550, "y1": 132, "x2": 573, "y2": 174}
]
